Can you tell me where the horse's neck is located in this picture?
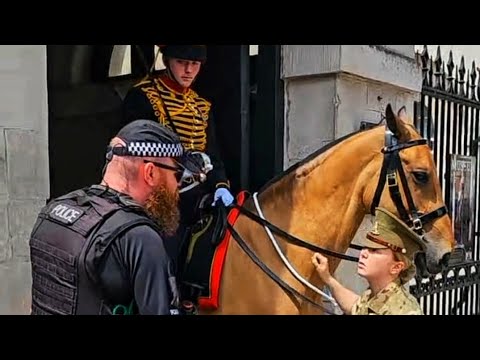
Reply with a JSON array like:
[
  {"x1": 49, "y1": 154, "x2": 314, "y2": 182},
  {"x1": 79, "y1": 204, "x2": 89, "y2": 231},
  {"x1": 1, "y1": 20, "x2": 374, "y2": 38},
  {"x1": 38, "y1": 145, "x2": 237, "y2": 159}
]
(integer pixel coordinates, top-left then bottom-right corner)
[
  {"x1": 258, "y1": 128, "x2": 383, "y2": 270},
  {"x1": 216, "y1": 128, "x2": 385, "y2": 314}
]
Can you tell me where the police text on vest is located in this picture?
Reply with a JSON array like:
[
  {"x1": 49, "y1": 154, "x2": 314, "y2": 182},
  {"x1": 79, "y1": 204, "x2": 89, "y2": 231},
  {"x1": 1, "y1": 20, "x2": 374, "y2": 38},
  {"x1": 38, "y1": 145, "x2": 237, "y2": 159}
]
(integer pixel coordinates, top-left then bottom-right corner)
[{"x1": 49, "y1": 204, "x2": 84, "y2": 224}]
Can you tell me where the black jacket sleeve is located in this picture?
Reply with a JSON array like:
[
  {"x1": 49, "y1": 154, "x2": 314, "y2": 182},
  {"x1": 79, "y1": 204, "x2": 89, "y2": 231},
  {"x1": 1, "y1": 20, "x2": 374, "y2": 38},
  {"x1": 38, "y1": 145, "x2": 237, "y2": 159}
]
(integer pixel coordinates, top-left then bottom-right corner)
[
  {"x1": 205, "y1": 109, "x2": 229, "y2": 189},
  {"x1": 121, "y1": 86, "x2": 157, "y2": 129},
  {"x1": 115, "y1": 225, "x2": 176, "y2": 315}
]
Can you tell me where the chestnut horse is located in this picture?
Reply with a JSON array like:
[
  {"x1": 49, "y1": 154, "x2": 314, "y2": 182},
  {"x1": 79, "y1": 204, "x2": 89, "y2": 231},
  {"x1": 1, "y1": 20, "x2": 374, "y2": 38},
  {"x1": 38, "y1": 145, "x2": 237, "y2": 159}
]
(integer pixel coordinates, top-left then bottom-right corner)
[{"x1": 200, "y1": 104, "x2": 455, "y2": 315}]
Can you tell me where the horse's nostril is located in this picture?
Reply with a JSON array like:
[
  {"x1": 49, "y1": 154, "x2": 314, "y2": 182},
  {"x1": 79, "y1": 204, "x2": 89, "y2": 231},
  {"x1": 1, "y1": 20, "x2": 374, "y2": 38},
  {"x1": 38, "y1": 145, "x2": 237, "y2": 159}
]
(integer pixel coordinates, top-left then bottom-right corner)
[{"x1": 441, "y1": 253, "x2": 451, "y2": 267}]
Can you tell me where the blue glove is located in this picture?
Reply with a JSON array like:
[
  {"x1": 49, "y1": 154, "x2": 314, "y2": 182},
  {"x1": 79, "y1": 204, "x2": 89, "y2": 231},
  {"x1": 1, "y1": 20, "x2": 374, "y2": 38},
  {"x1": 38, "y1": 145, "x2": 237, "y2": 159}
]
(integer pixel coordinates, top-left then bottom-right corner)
[{"x1": 212, "y1": 188, "x2": 234, "y2": 206}]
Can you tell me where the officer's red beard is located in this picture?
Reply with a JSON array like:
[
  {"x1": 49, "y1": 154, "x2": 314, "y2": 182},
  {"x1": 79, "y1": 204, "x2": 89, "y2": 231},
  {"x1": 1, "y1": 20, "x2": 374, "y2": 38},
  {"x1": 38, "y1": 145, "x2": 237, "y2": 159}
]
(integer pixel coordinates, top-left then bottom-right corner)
[{"x1": 144, "y1": 185, "x2": 180, "y2": 237}]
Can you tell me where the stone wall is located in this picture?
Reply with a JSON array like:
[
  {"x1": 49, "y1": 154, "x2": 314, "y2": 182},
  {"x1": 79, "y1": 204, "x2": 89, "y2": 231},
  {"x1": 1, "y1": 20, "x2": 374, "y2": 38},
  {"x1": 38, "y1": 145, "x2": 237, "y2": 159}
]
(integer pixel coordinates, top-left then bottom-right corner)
[{"x1": 0, "y1": 45, "x2": 49, "y2": 314}]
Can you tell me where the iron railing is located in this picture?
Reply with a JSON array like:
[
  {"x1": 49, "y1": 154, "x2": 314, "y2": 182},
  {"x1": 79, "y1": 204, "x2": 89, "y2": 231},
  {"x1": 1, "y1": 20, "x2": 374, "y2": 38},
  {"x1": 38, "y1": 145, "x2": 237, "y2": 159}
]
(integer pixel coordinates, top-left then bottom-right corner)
[{"x1": 410, "y1": 45, "x2": 480, "y2": 314}]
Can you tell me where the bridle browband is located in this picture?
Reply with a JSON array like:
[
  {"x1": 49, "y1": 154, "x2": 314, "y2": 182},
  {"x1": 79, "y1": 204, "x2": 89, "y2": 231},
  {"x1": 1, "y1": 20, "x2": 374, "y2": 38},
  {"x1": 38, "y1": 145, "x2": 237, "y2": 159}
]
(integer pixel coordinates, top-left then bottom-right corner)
[{"x1": 226, "y1": 123, "x2": 448, "y2": 313}]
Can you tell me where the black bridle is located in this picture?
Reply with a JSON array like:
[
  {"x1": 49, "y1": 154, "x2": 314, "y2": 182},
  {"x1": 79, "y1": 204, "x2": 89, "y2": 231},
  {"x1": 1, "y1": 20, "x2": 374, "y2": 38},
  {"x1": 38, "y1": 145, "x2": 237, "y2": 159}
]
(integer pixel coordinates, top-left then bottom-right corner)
[
  {"x1": 369, "y1": 126, "x2": 448, "y2": 244},
  {"x1": 225, "y1": 124, "x2": 448, "y2": 313}
]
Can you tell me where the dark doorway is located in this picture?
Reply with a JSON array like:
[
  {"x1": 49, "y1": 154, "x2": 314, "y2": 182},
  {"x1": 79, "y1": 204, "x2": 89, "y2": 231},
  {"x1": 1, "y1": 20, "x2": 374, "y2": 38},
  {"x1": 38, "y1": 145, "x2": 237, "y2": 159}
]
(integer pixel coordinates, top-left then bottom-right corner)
[
  {"x1": 46, "y1": 45, "x2": 283, "y2": 200},
  {"x1": 249, "y1": 45, "x2": 284, "y2": 191},
  {"x1": 46, "y1": 45, "x2": 123, "y2": 201},
  {"x1": 194, "y1": 45, "x2": 284, "y2": 193},
  {"x1": 193, "y1": 45, "x2": 250, "y2": 194}
]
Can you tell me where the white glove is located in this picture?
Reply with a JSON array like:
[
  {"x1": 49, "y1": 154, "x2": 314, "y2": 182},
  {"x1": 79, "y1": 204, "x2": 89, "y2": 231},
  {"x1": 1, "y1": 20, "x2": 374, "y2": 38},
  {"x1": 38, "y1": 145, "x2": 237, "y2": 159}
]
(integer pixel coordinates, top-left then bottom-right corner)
[{"x1": 212, "y1": 188, "x2": 234, "y2": 206}]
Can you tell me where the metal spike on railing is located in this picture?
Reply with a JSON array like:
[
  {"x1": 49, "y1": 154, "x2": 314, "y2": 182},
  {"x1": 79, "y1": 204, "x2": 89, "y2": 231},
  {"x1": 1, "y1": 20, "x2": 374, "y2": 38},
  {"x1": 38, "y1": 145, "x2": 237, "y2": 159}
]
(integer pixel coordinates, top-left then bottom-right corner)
[
  {"x1": 459, "y1": 56, "x2": 466, "y2": 97},
  {"x1": 428, "y1": 57, "x2": 434, "y2": 89},
  {"x1": 446, "y1": 50, "x2": 455, "y2": 93},
  {"x1": 470, "y1": 61, "x2": 477, "y2": 101},
  {"x1": 442, "y1": 62, "x2": 446, "y2": 90},
  {"x1": 420, "y1": 45, "x2": 430, "y2": 87},
  {"x1": 434, "y1": 46, "x2": 443, "y2": 89},
  {"x1": 466, "y1": 69, "x2": 470, "y2": 99},
  {"x1": 455, "y1": 65, "x2": 459, "y2": 94},
  {"x1": 477, "y1": 69, "x2": 480, "y2": 101}
]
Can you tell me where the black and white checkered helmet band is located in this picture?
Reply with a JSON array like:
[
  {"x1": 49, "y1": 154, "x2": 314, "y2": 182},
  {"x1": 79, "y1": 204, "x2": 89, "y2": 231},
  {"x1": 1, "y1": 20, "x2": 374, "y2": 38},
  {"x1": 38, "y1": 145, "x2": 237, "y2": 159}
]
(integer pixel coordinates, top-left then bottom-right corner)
[{"x1": 127, "y1": 142, "x2": 183, "y2": 157}]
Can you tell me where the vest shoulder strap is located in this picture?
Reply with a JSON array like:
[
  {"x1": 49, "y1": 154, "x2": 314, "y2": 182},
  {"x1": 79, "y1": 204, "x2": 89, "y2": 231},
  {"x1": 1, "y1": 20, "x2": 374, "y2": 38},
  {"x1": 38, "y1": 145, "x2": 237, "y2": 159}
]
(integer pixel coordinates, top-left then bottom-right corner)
[{"x1": 82, "y1": 212, "x2": 161, "y2": 309}]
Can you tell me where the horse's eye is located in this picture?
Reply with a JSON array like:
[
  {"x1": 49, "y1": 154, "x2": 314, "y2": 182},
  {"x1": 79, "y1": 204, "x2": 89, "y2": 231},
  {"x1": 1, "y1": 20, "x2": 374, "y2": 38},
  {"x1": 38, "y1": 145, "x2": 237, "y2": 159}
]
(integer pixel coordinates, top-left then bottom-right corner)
[{"x1": 412, "y1": 171, "x2": 429, "y2": 184}]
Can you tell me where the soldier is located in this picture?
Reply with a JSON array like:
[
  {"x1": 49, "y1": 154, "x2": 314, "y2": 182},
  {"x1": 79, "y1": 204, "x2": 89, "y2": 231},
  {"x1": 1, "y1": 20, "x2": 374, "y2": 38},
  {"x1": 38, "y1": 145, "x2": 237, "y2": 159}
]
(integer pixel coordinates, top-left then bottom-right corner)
[
  {"x1": 311, "y1": 207, "x2": 424, "y2": 315},
  {"x1": 29, "y1": 120, "x2": 211, "y2": 315},
  {"x1": 121, "y1": 44, "x2": 234, "y2": 269}
]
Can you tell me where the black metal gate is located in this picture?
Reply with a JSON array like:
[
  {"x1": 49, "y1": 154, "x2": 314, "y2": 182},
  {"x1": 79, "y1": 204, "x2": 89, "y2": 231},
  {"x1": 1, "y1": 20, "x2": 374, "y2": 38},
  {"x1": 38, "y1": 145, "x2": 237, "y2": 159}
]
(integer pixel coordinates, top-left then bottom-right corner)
[{"x1": 409, "y1": 45, "x2": 480, "y2": 315}]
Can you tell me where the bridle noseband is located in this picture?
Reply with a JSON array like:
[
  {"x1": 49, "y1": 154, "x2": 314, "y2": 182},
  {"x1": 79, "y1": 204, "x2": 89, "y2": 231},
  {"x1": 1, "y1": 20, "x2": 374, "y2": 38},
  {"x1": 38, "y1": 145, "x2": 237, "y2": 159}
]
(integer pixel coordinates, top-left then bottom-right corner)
[{"x1": 369, "y1": 126, "x2": 448, "y2": 244}]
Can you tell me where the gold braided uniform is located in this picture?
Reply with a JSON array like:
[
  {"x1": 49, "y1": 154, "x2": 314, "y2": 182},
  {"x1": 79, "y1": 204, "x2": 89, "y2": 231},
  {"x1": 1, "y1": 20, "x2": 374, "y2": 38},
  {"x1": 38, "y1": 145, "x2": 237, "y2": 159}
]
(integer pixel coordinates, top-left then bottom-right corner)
[
  {"x1": 136, "y1": 76, "x2": 210, "y2": 152},
  {"x1": 351, "y1": 279, "x2": 423, "y2": 315},
  {"x1": 121, "y1": 72, "x2": 229, "y2": 190}
]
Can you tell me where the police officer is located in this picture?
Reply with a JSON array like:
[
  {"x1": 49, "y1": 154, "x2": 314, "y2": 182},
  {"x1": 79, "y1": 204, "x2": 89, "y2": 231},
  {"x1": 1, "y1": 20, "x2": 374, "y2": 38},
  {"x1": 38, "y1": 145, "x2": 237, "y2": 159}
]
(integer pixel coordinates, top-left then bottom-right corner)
[
  {"x1": 121, "y1": 44, "x2": 234, "y2": 271},
  {"x1": 29, "y1": 119, "x2": 211, "y2": 315},
  {"x1": 311, "y1": 207, "x2": 424, "y2": 315}
]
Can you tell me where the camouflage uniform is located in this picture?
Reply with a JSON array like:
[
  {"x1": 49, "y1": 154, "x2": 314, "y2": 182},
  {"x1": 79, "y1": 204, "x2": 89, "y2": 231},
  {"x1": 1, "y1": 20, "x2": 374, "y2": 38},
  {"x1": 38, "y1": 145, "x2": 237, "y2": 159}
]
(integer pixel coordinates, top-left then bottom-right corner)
[{"x1": 351, "y1": 279, "x2": 423, "y2": 315}]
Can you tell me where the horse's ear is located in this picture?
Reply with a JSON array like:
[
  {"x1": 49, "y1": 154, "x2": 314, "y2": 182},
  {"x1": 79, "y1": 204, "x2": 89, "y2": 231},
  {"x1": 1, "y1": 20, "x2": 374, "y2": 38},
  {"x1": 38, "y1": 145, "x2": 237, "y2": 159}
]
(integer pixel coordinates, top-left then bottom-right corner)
[
  {"x1": 398, "y1": 105, "x2": 414, "y2": 124},
  {"x1": 385, "y1": 103, "x2": 400, "y2": 137}
]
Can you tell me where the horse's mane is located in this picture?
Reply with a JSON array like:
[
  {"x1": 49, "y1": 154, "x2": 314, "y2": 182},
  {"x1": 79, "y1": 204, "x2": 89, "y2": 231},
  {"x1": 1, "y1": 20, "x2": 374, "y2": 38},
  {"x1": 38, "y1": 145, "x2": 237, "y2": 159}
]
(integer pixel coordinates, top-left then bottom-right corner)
[{"x1": 257, "y1": 124, "x2": 383, "y2": 195}]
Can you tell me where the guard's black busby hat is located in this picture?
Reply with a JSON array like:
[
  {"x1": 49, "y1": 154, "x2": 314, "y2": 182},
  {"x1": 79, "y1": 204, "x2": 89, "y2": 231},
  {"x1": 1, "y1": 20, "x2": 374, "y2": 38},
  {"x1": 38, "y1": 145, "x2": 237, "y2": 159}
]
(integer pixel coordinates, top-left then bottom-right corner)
[{"x1": 158, "y1": 45, "x2": 207, "y2": 62}]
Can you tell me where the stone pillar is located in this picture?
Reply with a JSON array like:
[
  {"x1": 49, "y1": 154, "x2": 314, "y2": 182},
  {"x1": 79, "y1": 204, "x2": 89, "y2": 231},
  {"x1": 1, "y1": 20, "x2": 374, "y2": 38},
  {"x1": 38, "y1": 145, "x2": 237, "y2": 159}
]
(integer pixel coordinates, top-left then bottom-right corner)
[
  {"x1": 281, "y1": 45, "x2": 422, "y2": 294},
  {"x1": 0, "y1": 45, "x2": 49, "y2": 314}
]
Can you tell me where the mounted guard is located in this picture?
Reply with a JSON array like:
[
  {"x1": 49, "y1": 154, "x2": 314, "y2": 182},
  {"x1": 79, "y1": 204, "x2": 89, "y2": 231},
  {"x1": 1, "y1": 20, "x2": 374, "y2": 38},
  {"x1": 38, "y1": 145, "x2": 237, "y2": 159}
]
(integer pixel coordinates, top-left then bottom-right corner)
[{"x1": 121, "y1": 45, "x2": 234, "y2": 283}]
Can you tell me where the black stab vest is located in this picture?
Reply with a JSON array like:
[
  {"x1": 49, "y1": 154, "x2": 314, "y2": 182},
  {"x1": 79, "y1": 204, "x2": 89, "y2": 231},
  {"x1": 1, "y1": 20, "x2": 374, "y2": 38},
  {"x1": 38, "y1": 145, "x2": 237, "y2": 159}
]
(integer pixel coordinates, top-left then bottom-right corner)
[{"x1": 29, "y1": 185, "x2": 171, "y2": 315}]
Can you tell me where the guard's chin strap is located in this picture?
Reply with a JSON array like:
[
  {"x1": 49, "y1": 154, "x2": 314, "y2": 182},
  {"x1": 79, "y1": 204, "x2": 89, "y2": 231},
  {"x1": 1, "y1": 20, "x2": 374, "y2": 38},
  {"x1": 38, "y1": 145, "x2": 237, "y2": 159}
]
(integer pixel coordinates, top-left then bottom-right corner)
[
  {"x1": 164, "y1": 64, "x2": 176, "y2": 84},
  {"x1": 162, "y1": 58, "x2": 182, "y2": 88}
]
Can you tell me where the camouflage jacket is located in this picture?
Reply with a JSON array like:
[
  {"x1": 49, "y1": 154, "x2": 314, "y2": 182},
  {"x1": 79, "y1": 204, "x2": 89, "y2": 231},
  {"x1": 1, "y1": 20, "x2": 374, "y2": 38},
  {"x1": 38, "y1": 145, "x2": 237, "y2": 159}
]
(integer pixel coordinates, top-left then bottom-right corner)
[{"x1": 351, "y1": 279, "x2": 423, "y2": 315}]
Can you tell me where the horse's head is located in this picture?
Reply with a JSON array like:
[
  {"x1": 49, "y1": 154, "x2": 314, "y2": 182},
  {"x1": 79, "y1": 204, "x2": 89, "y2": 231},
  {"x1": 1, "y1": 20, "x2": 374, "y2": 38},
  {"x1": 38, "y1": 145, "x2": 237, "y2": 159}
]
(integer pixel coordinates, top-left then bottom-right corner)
[{"x1": 366, "y1": 104, "x2": 455, "y2": 277}]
